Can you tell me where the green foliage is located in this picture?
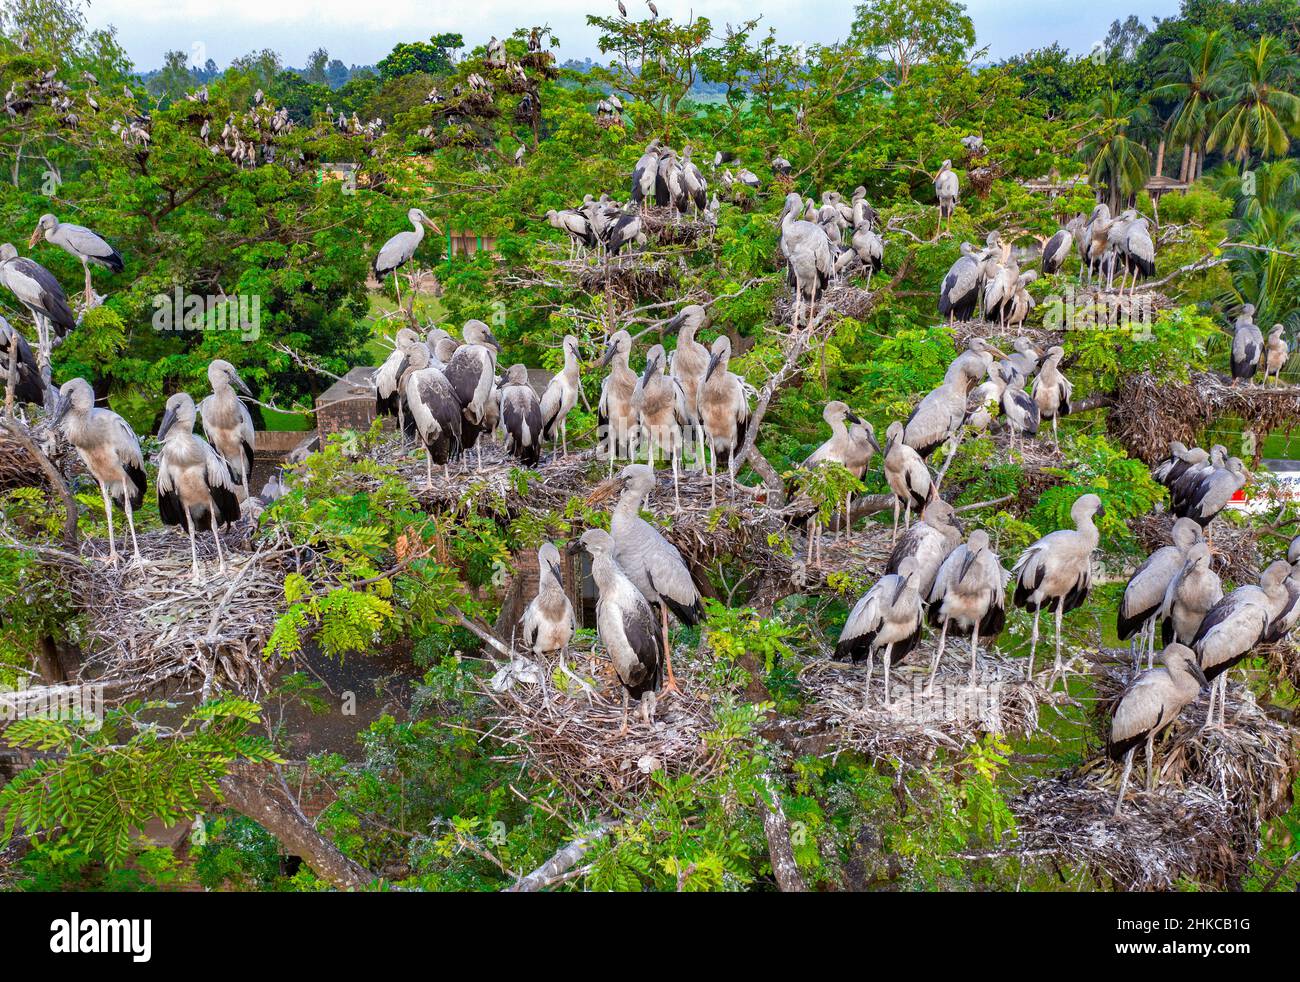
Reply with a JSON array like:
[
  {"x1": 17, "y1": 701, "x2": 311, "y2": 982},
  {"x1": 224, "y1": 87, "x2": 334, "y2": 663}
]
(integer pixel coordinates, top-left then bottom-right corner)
[{"x1": 1032, "y1": 434, "x2": 1166, "y2": 548}]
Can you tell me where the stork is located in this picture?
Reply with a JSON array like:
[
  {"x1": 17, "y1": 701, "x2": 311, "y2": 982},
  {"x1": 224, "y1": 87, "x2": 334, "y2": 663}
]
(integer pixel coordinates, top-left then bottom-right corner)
[
  {"x1": 540, "y1": 334, "x2": 581, "y2": 456},
  {"x1": 666, "y1": 305, "x2": 710, "y2": 464},
  {"x1": 779, "y1": 192, "x2": 832, "y2": 328},
  {"x1": 598, "y1": 329, "x2": 638, "y2": 472},
  {"x1": 1109, "y1": 643, "x2": 1207, "y2": 814},
  {"x1": 0, "y1": 243, "x2": 76, "y2": 358},
  {"x1": 926, "y1": 529, "x2": 1010, "y2": 685},
  {"x1": 1181, "y1": 456, "x2": 1248, "y2": 531},
  {"x1": 521, "y1": 542, "x2": 576, "y2": 672},
  {"x1": 156, "y1": 392, "x2": 242, "y2": 582},
  {"x1": 198, "y1": 359, "x2": 255, "y2": 495},
  {"x1": 902, "y1": 357, "x2": 984, "y2": 458},
  {"x1": 999, "y1": 361, "x2": 1039, "y2": 451},
  {"x1": 1031, "y1": 345, "x2": 1072, "y2": 446},
  {"x1": 883, "y1": 420, "x2": 934, "y2": 541},
  {"x1": 1159, "y1": 541, "x2": 1222, "y2": 647},
  {"x1": 29, "y1": 213, "x2": 124, "y2": 304},
  {"x1": 632, "y1": 343, "x2": 688, "y2": 509},
  {"x1": 374, "y1": 208, "x2": 440, "y2": 308},
  {"x1": 545, "y1": 208, "x2": 596, "y2": 258},
  {"x1": 1264, "y1": 325, "x2": 1288, "y2": 384},
  {"x1": 886, "y1": 496, "x2": 962, "y2": 601},
  {"x1": 631, "y1": 139, "x2": 662, "y2": 211},
  {"x1": 801, "y1": 401, "x2": 879, "y2": 565},
  {"x1": 375, "y1": 327, "x2": 421, "y2": 426},
  {"x1": 1117, "y1": 517, "x2": 1203, "y2": 670},
  {"x1": 1012, "y1": 493, "x2": 1104, "y2": 684},
  {"x1": 1038, "y1": 225, "x2": 1073, "y2": 276},
  {"x1": 835, "y1": 557, "x2": 924, "y2": 704},
  {"x1": 933, "y1": 160, "x2": 959, "y2": 235},
  {"x1": 938, "y1": 242, "x2": 984, "y2": 323},
  {"x1": 54, "y1": 378, "x2": 145, "y2": 565},
  {"x1": 0, "y1": 318, "x2": 46, "y2": 407},
  {"x1": 444, "y1": 320, "x2": 501, "y2": 470},
  {"x1": 1230, "y1": 304, "x2": 1263, "y2": 383},
  {"x1": 499, "y1": 364, "x2": 543, "y2": 466},
  {"x1": 700, "y1": 335, "x2": 751, "y2": 503},
  {"x1": 402, "y1": 342, "x2": 462, "y2": 486}
]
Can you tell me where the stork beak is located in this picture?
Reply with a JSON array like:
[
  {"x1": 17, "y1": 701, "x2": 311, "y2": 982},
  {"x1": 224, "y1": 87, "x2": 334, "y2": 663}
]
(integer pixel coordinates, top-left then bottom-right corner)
[
  {"x1": 1189, "y1": 660, "x2": 1209, "y2": 688},
  {"x1": 640, "y1": 355, "x2": 659, "y2": 386},
  {"x1": 548, "y1": 560, "x2": 563, "y2": 582},
  {"x1": 845, "y1": 410, "x2": 862, "y2": 424},
  {"x1": 27, "y1": 227, "x2": 41, "y2": 248},
  {"x1": 704, "y1": 352, "x2": 721, "y2": 383},
  {"x1": 157, "y1": 406, "x2": 177, "y2": 440},
  {"x1": 891, "y1": 577, "x2": 908, "y2": 607},
  {"x1": 1095, "y1": 502, "x2": 1107, "y2": 518},
  {"x1": 421, "y1": 217, "x2": 441, "y2": 233},
  {"x1": 665, "y1": 311, "x2": 685, "y2": 332},
  {"x1": 867, "y1": 431, "x2": 882, "y2": 455},
  {"x1": 600, "y1": 342, "x2": 617, "y2": 368},
  {"x1": 232, "y1": 372, "x2": 251, "y2": 397},
  {"x1": 565, "y1": 540, "x2": 584, "y2": 557},
  {"x1": 53, "y1": 392, "x2": 71, "y2": 425},
  {"x1": 483, "y1": 331, "x2": 501, "y2": 351}
]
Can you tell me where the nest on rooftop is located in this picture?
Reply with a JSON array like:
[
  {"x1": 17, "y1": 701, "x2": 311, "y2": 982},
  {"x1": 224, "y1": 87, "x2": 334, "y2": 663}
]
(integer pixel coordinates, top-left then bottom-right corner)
[
  {"x1": 39, "y1": 526, "x2": 311, "y2": 700},
  {"x1": 481, "y1": 641, "x2": 724, "y2": 810},
  {"x1": 1110, "y1": 371, "x2": 1300, "y2": 465},
  {"x1": 791, "y1": 648, "x2": 1048, "y2": 766}
]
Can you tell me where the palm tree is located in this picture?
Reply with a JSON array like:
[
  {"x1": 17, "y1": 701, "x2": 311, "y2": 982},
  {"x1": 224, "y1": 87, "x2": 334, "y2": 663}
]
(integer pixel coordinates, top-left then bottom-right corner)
[
  {"x1": 1152, "y1": 27, "x2": 1229, "y2": 183},
  {"x1": 1082, "y1": 87, "x2": 1154, "y2": 213},
  {"x1": 1207, "y1": 35, "x2": 1300, "y2": 166}
]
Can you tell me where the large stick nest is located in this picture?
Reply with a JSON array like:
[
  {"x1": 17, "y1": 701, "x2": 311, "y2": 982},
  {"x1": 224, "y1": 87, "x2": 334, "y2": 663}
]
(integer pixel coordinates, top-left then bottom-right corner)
[
  {"x1": 1110, "y1": 371, "x2": 1300, "y2": 465},
  {"x1": 570, "y1": 255, "x2": 680, "y2": 297},
  {"x1": 0, "y1": 425, "x2": 72, "y2": 492},
  {"x1": 1131, "y1": 510, "x2": 1261, "y2": 585}
]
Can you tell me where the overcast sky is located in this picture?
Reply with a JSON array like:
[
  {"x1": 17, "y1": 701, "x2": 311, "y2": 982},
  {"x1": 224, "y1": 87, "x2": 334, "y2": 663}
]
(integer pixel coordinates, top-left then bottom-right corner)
[{"x1": 84, "y1": 0, "x2": 1183, "y2": 71}]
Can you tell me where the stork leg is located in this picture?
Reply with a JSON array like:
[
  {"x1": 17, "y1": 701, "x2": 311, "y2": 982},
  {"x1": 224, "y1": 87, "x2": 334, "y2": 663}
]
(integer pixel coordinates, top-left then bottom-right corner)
[
  {"x1": 660, "y1": 602, "x2": 680, "y2": 694},
  {"x1": 709, "y1": 435, "x2": 718, "y2": 506},
  {"x1": 1049, "y1": 602, "x2": 1066, "y2": 688},
  {"x1": 882, "y1": 643, "x2": 894, "y2": 706},
  {"x1": 561, "y1": 419, "x2": 568, "y2": 458},
  {"x1": 1144, "y1": 731, "x2": 1157, "y2": 792},
  {"x1": 1026, "y1": 606, "x2": 1041, "y2": 679},
  {"x1": 841, "y1": 491, "x2": 851, "y2": 542},
  {"x1": 425, "y1": 448, "x2": 434, "y2": 490},
  {"x1": 925, "y1": 618, "x2": 949, "y2": 694},
  {"x1": 1113, "y1": 746, "x2": 1136, "y2": 816},
  {"x1": 82, "y1": 260, "x2": 94, "y2": 306},
  {"x1": 184, "y1": 507, "x2": 202, "y2": 583},
  {"x1": 891, "y1": 498, "x2": 900, "y2": 544},
  {"x1": 392, "y1": 272, "x2": 402, "y2": 311},
  {"x1": 123, "y1": 486, "x2": 142, "y2": 567},
  {"x1": 968, "y1": 623, "x2": 981, "y2": 687},
  {"x1": 641, "y1": 690, "x2": 656, "y2": 725},
  {"x1": 1203, "y1": 676, "x2": 1218, "y2": 732},
  {"x1": 863, "y1": 652, "x2": 874, "y2": 704},
  {"x1": 1146, "y1": 619, "x2": 1157, "y2": 671},
  {"x1": 618, "y1": 688, "x2": 629, "y2": 737},
  {"x1": 671, "y1": 443, "x2": 681, "y2": 513},
  {"x1": 210, "y1": 514, "x2": 226, "y2": 577},
  {"x1": 99, "y1": 482, "x2": 118, "y2": 564}
]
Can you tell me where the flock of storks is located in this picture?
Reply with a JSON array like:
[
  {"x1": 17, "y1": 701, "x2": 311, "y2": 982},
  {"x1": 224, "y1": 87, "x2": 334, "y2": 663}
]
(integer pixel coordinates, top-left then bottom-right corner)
[{"x1": 1, "y1": 95, "x2": 1294, "y2": 812}]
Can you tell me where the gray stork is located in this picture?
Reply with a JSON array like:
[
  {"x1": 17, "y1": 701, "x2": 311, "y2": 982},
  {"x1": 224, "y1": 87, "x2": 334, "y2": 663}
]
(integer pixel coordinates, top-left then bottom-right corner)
[
  {"x1": 938, "y1": 242, "x2": 984, "y2": 323},
  {"x1": 632, "y1": 343, "x2": 688, "y2": 509},
  {"x1": 1007, "y1": 337, "x2": 1042, "y2": 378},
  {"x1": 1264, "y1": 325, "x2": 1288, "y2": 384},
  {"x1": 0, "y1": 243, "x2": 76, "y2": 357},
  {"x1": 605, "y1": 205, "x2": 645, "y2": 257},
  {"x1": 654, "y1": 146, "x2": 682, "y2": 211},
  {"x1": 1117, "y1": 517, "x2": 1203, "y2": 669},
  {"x1": 608, "y1": 464, "x2": 702, "y2": 693},
  {"x1": 1003, "y1": 269, "x2": 1038, "y2": 328},
  {"x1": 429, "y1": 330, "x2": 460, "y2": 371},
  {"x1": 444, "y1": 320, "x2": 500, "y2": 469},
  {"x1": 54, "y1": 377, "x2": 146, "y2": 565},
  {"x1": 402, "y1": 342, "x2": 462, "y2": 486},
  {"x1": 1109, "y1": 643, "x2": 1207, "y2": 814},
  {"x1": 1031, "y1": 345, "x2": 1073, "y2": 446},
  {"x1": 667, "y1": 305, "x2": 710, "y2": 463},
  {"x1": 1182, "y1": 456, "x2": 1248, "y2": 531},
  {"x1": 1159, "y1": 541, "x2": 1222, "y2": 647},
  {"x1": 0, "y1": 318, "x2": 46, "y2": 407},
  {"x1": 779, "y1": 192, "x2": 832, "y2": 328},
  {"x1": 999, "y1": 361, "x2": 1039, "y2": 450},
  {"x1": 499, "y1": 363, "x2": 543, "y2": 466},
  {"x1": 1230, "y1": 304, "x2": 1263, "y2": 383},
  {"x1": 1012, "y1": 492, "x2": 1104, "y2": 684},
  {"x1": 29, "y1": 214, "x2": 124, "y2": 304},
  {"x1": 801, "y1": 401, "x2": 879, "y2": 565},
  {"x1": 679, "y1": 145, "x2": 708, "y2": 214},
  {"x1": 1192, "y1": 560, "x2": 1291, "y2": 728},
  {"x1": 886, "y1": 496, "x2": 962, "y2": 601},
  {"x1": 599, "y1": 329, "x2": 638, "y2": 471},
  {"x1": 1167, "y1": 445, "x2": 1212, "y2": 509},
  {"x1": 1080, "y1": 204, "x2": 1113, "y2": 287},
  {"x1": 522, "y1": 542, "x2": 575, "y2": 670},
  {"x1": 902, "y1": 356, "x2": 983, "y2": 458},
  {"x1": 1038, "y1": 226, "x2": 1073, "y2": 276},
  {"x1": 1116, "y1": 211, "x2": 1155, "y2": 296},
  {"x1": 926, "y1": 529, "x2": 1010, "y2": 685},
  {"x1": 198, "y1": 359, "x2": 254, "y2": 494},
  {"x1": 933, "y1": 160, "x2": 959, "y2": 234},
  {"x1": 572, "y1": 528, "x2": 664, "y2": 731},
  {"x1": 1152, "y1": 440, "x2": 1189, "y2": 488},
  {"x1": 540, "y1": 334, "x2": 581, "y2": 456},
  {"x1": 700, "y1": 335, "x2": 751, "y2": 503},
  {"x1": 849, "y1": 216, "x2": 883, "y2": 291},
  {"x1": 835, "y1": 557, "x2": 923, "y2": 704},
  {"x1": 983, "y1": 244, "x2": 1018, "y2": 327},
  {"x1": 883, "y1": 420, "x2": 934, "y2": 541},
  {"x1": 373, "y1": 208, "x2": 440, "y2": 307},
  {"x1": 375, "y1": 327, "x2": 421, "y2": 432},
  {"x1": 544, "y1": 208, "x2": 596, "y2": 258},
  {"x1": 156, "y1": 392, "x2": 242, "y2": 582}
]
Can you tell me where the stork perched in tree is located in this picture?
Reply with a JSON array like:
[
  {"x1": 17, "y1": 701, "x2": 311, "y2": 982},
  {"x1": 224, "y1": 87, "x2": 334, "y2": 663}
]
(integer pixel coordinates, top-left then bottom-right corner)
[
  {"x1": 545, "y1": 208, "x2": 596, "y2": 258},
  {"x1": 373, "y1": 208, "x2": 440, "y2": 307},
  {"x1": 599, "y1": 329, "x2": 638, "y2": 472},
  {"x1": 444, "y1": 320, "x2": 501, "y2": 470},
  {"x1": 199, "y1": 359, "x2": 254, "y2": 496},
  {"x1": 887, "y1": 496, "x2": 962, "y2": 605},
  {"x1": 902, "y1": 356, "x2": 985, "y2": 458},
  {"x1": 926, "y1": 529, "x2": 1009, "y2": 686},
  {"x1": 779, "y1": 192, "x2": 832, "y2": 327},
  {"x1": 666, "y1": 305, "x2": 710, "y2": 462},
  {"x1": 938, "y1": 242, "x2": 985, "y2": 323},
  {"x1": 700, "y1": 335, "x2": 750, "y2": 504},
  {"x1": 933, "y1": 160, "x2": 959, "y2": 235},
  {"x1": 1031, "y1": 345, "x2": 1072, "y2": 446},
  {"x1": 679, "y1": 145, "x2": 707, "y2": 214},
  {"x1": 540, "y1": 334, "x2": 581, "y2": 456},
  {"x1": 1080, "y1": 204, "x2": 1113, "y2": 288},
  {"x1": 375, "y1": 327, "x2": 421, "y2": 427},
  {"x1": 402, "y1": 341, "x2": 461, "y2": 487},
  {"x1": 1117, "y1": 517, "x2": 1203, "y2": 670},
  {"x1": 0, "y1": 318, "x2": 46, "y2": 408},
  {"x1": 1038, "y1": 225, "x2": 1073, "y2": 276},
  {"x1": 1180, "y1": 456, "x2": 1248, "y2": 531},
  {"x1": 801, "y1": 401, "x2": 880, "y2": 565},
  {"x1": 1109, "y1": 643, "x2": 1207, "y2": 815},
  {"x1": 0, "y1": 243, "x2": 76, "y2": 357},
  {"x1": 1231, "y1": 304, "x2": 1263, "y2": 383},
  {"x1": 29, "y1": 213, "x2": 123, "y2": 305},
  {"x1": 1264, "y1": 325, "x2": 1288, "y2": 384},
  {"x1": 572, "y1": 528, "x2": 664, "y2": 732},
  {"x1": 499, "y1": 364, "x2": 543, "y2": 466},
  {"x1": 883, "y1": 420, "x2": 934, "y2": 542},
  {"x1": 631, "y1": 139, "x2": 662, "y2": 210},
  {"x1": 54, "y1": 378, "x2": 146, "y2": 566},
  {"x1": 522, "y1": 542, "x2": 575, "y2": 671},
  {"x1": 632, "y1": 343, "x2": 688, "y2": 509},
  {"x1": 999, "y1": 361, "x2": 1039, "y2": 450},
  {"x1": 1159, "y1": 541, "x2": 1222, "y2": 647},
  {"x1": 835, "y1": 557, "x2": 923, "y2": 704},
  {"x1": 1012, "y1": 493, "x2": 1104, "y2": 685},
  {"x1": 607, "y1": 464, "x2": 702, "y2": 693},
  {"x1": 156, "y1": 392, "x2": 242, "y2": 582}
]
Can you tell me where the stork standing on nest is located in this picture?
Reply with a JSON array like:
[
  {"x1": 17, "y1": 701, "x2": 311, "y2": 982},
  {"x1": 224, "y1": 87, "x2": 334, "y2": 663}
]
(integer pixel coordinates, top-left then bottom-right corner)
[
  {"x1": 883, "y1": 420, "x2": 934, "y2": 542},
  {"x1": 886, "y1": 496, "x2": 962, "y2": 601},
  {"x1": 156, "y1": 392, "x2": 242, "y2": 583},
  {"x1": 1109, "y1": 643, "x2": 1207, "y2": 815},
  {"x1": 199, "y1": 359, "x2": 254, "y2": 496},
  {"x1": 54, "y1": 378, "x2": 146, "y2": 566},
  {"x1": 926, "y1": 529, "x2": 1009, "y2": 686},
  {"x1": 933, "y1": 160, "x2": 958, "y2": 236},
  {"x1": 902, "y1": 356, "x2": 984, "y2": 459},
  {"x1": 572, "y1": 529, "x2": 664, "y2": 733},
  {"x1": 1264, "y1": 325, "x2": 1288, "y2": 384},
  {"x1": 522, "y1": 542, "x2": 575, "y2": 671},
  {"x1": 540, "y1": 334, "x2": 581, "y2": 457},
  {"x1": 1181, "y1": 456, "x2": 1248, "y2": 533},
  {"x1": 801, "y1": 401, "x2": 879, "y2": 566},
  {"x1": 1191, "y1": 560, "x2": 1291, "y2": 729},
  {"x1": 607, "y1": 464, "x2": 701, "y2": 694},
  {"x1": 402, "y1": 342, "x2": 462, "y2": 487},
  {"x1": 938, "y1": 242, "x2": 984, "y2": 323},
  {"x1": 1151, "y1": 440, "x2": 1189, "y2": 488},
  {"x1": 700, "y1": 335, "x2": 750, "y2": 504},
  {"x1": 667, "y1": 305, "x2": 710, "y2": 464},
  {"x1": 632, "y1": 343, "x2": 688, "y2": 510},
  {"x1": 631, "y1": 139, "x2": 661, "y2": 212},
  {"x1": 375, "y1": 327, "x2": 421, "y2": 427},
  {"x1": 444, "y1": 320, "x2": 501, "y2": 471},
  {"x1": 29, "y1": 213, "x2": 124, "y2": 305},
  {"x1": 1231, "y1": 305, "x2": 1263, "y2": 383},
  {"x1": 998, "y1": 362, "x2": 1039, "y2": 451},
  {"x1": 1038, "y1": 225, "x2": 1073, "y2": 276},
  {"x1": 1012, "y1": 492, "x2": 1104, "y2": 685},
  {"x1": 599, "y1": 329, "x2": 638, "y2": 474},
  {"x1": 1117, "y1": 517, "x2": 1203, "y2": 670},
  {"x1": 545, "y1": 208, "x2": 596, "y2": 259},
  {"x1": 835, "y1": 557, "x2": 923, "y2": 704},
  {"x1": 779, "y1": 192, "x2": 832, "y2": 328},
  {"x1": 373, "y1": 208, "x2": 440, "y2": 309},
  {"x1": 1031, "y1": 345, "x2": 1072, "y2": 447},
  {"x1": 0, "y1": 243, "x2": 76, "y2": 358},
  {"x1": 1159, "y1": 541, "x2": 1222, "y2": 647},
  {"x1": 499, "y1": 364, "x2": 543, "y2": 466}
]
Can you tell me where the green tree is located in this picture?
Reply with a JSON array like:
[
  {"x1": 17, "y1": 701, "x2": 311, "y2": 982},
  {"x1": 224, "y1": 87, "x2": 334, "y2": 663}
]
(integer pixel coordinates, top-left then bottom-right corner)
[
  {"x1": 376, "y1": 33, "x2": 464, "y2": 80},
  {"x1": 850, "y1": 0, "x2": 976, "y2": 87},
  {"x1": 1153, "y1": 26, "x2": 1230, "y2": 182},
  {"x1": 146, "y1": 48, "x2": 195, "y2": 104},
  {"x1": 1206, "y1": 34, "x2": 1300, "y2": 163},
  {"x1": 1082, "y1": 86, "x2": 1154, "y2": 212}
]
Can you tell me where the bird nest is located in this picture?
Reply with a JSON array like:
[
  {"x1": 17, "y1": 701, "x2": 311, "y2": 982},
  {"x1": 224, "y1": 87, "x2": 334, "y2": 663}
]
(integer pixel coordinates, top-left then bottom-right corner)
[
  {"x1": 773, "y1": 284, "x2": 879, "y2": 325},
  {"x1": 571, "y1": 255, "x2": 680, "y2": 297},
  {"x1": 640, "y1": 207, "x2": 712, "y2": 246},
  {"x1": 480, "y1": 642, "x2": 725, "y2": 811},
  {"x1": 0, "y1": 424, "x2": 72, "y2": 492},
  {"x1": 1013, "y1": 664, "x2": 1298, "y2": 889},
  {"x1": 50, "y1": 527, "x2": 308, "y2": 700},
  {"x1": 791, "y1": 647, "x2": 1048, "y2": 766},
  {"x1": 1130, "y1": 511, "x2": 1261, "y2": 585},
  {"x1": 1110, "y1": 371, "x2": 1300, "y2": 465}
]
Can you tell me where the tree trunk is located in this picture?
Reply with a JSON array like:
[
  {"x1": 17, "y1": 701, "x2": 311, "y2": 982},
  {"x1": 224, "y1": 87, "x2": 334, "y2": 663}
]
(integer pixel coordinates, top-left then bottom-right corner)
[
  {"x1": 1154, "y1": 139, "x2": 1166, "y2": 178},
  {"x1": 759, "y1": 777, "x2": 807, "y2": 892},
  {"x1": 1178, "y1": 143, "x2": 1190, "y2": 182},
  {"x1": 1189, "y1": 150, "x2": 1200, "y2": 184}
]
